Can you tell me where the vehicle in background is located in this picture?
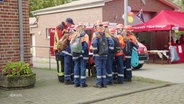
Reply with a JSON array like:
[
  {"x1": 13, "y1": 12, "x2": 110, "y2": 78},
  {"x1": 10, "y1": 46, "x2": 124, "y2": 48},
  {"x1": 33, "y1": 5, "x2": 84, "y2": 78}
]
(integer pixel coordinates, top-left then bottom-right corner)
[
  {"x1": 49, "y1": 25, "x2": 149, "y2": 76},
  {"x1": 84, "y1": 26, "x2": 149, "y2": 71},
  {"x1": 135, "y1": 41, "x2": 149, "y2": 69}
]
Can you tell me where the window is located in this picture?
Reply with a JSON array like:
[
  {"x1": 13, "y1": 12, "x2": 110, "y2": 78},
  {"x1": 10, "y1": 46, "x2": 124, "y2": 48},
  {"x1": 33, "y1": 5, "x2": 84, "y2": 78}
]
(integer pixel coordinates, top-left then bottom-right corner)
[{"x1": 46, "y1": 28, "x2": 50, "y2": 39}]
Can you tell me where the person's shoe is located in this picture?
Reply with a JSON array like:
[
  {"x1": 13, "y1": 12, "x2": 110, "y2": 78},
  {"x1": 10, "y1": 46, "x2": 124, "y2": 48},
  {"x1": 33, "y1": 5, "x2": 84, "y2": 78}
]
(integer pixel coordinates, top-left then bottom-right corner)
[
  {"x1": 65, "y1": 81, "x2": 73, "y2": 85},
  {"x1": 58, "y1": 76, "x2": 64, "y2": 83},
  {"x1": 106, "y1": 82, "x2": 113, "y2": 85},
  {"x1": 59, "y1": 79, "x2": 64, "y2": 83},
  {"x1": 127, "y1": 78, "x2": 132, "y2": 82},
  {"x1": 102, "y1": 84, "x2": 107, "y2": 88},
  {"x1": 118, "y1": 82, "x2": 123, "y2": 84},
  {"x1": 80, "y1": 84, "x2": 88, "y2": 88},
  {"x1": 93, "y1": 84, "x2": 102, "y2": 88},
  {"x1": 125, "y1": 78, "x2": 132, "y2": 82},
  {"x1": 114, "y1": 81, "x2": 123, "y2": 84},
  {"x1": 113, "y1": 81, "x2": 118, "y2": 84},
  {"x1": 74, "y1": 84, "x2": 80, "y2": 88}
]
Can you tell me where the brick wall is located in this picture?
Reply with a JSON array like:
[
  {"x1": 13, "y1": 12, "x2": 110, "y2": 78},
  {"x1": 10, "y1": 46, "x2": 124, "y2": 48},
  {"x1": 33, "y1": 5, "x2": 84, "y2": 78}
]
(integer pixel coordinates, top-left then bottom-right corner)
[{"x1": 0, "y1": 0, "x2": 31, "y2": 68}]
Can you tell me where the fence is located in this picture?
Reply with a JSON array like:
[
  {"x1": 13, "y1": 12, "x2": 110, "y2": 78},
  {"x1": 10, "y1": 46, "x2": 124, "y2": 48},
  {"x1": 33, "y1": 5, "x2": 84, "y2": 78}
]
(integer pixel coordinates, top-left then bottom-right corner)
[{"x1": 31, "y1": 45, "x2": 55, "y2": 70}]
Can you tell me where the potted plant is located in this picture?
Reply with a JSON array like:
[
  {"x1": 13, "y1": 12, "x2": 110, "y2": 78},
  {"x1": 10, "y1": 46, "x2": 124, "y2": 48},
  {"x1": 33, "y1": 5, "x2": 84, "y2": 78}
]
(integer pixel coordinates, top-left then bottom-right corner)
[{"x1": 0, "y1": 61, "x2": 36, "y2": 88}]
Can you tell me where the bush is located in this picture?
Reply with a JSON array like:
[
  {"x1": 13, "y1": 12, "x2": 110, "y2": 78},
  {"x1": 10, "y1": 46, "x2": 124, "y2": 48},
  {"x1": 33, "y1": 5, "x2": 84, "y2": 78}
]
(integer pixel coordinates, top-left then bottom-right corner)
[{"x1": 0, "y1": 61, "x2": 33, "y2": 77}]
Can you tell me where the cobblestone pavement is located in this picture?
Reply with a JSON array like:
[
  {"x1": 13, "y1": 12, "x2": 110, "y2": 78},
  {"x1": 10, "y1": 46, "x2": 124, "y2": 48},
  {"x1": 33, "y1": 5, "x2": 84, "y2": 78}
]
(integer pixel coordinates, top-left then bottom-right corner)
[
  {"x1": 0, "y1": 69, "x2": 167, "y2": 104},
  {"x1": 93, "y1": 84, "x2": 184, "y2": 104}
]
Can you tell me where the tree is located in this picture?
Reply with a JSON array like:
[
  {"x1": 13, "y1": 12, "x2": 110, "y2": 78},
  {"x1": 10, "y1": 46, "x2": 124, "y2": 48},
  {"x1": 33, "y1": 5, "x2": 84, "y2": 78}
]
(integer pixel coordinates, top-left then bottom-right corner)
[
  {"x1": 170, "y1": 0, "x2": 184, "y2": 11},
  {"x1": 29, "y1": 0, "x2": 71, "y2": 17}
]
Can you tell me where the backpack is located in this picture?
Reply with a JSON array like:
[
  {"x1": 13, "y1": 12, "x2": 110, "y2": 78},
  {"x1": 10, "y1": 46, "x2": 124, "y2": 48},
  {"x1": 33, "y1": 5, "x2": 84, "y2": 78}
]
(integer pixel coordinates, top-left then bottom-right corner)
[
  {"x1": 70, "y1": 33, "x2": 82, "y2": 53},
  {"x1": 57, "y1": 33, "x2": 69, "y2": 51},
  {"x1": 123, "y1": 39, "x2": 131, "y2": 55},
  {"x1": 112, "y1": 36, "x2": 121, "y2": 53},
  {"x1": 131, "y1": 48, "x2": 139, "y2": 67},
  {"x1": 98, "y1": 33, "x2": 108, "y2": 55}
]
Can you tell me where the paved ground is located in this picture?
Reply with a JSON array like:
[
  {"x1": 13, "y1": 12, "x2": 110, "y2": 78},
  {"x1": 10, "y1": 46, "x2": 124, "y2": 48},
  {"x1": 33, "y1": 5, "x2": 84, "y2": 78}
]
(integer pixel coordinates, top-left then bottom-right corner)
[
  {"x1": 1, "y1": 63, "x2": 184, "y2": 104},
  {"x1": 133, "y1": 63, "x2": 184, "y2": 83},
  {"x1": 93, "y1": 84, "x2": 184, "y2": 104},
  {"x1": 0, "y1": 68, "x2": 167, "y2": 104}
]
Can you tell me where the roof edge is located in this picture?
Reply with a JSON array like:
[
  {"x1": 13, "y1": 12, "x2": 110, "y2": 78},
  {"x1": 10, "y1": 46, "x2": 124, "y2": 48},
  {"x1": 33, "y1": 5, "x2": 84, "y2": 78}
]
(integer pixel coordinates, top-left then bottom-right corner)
[
  {"x1": 32, "y1": 1, "x2": 105, "y2": 16},
  {"x1": 159, "y1": 0, "x2": 180, "y2": 10}
]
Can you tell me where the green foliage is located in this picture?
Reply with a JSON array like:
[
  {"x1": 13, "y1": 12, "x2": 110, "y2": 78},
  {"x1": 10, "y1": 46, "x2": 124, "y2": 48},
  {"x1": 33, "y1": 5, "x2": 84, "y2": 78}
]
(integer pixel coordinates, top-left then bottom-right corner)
[
  {"x1": 170, "y1": 0, "x2": 184, "y2": 11},
  {"x1": 29, "y1": 0, "x2": 71, "y2": 17},
  {"x1": 1, "y1": 62, "x2": 33, "y2": 77}
]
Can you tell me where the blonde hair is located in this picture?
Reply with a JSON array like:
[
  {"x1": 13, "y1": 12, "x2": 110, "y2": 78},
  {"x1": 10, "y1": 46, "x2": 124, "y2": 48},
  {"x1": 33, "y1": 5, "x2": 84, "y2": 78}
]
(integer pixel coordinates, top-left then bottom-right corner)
[
  {"x1": 104, "y1": 27, "x2": 113, "y2": 37},
  {"x1": 74, "y1": 26, "x2": 84, "y2": 37}
]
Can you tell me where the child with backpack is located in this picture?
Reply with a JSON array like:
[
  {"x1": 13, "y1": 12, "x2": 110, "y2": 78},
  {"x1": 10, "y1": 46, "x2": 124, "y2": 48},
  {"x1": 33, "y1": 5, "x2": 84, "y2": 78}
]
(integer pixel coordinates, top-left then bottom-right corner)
[
  {"x1": 92, "y1": 21, "x2": 114, "y2": 88},
  {"x1": 112, "y1": 24, "x2": 125, "y2": 84},
  {"x1": 123, "y1": 25, "x2": 139, "y2": 82},
  {"x1": 103, "y1": 22, "x2": 115, "y2": 85},
  {"x1": 70, "y1": 23, "x2": 89, "y2": 88}
]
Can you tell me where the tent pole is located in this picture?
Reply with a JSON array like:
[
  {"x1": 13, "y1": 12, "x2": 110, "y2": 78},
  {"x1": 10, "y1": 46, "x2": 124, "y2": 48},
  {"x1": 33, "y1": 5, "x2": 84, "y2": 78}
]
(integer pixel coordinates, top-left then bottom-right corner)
[
  {"x1": 169, "y1": 30, "x2": 172, "y2": 47},
  {"x1": 169, "y1": 30, "x2": 172, "y2": 64}
]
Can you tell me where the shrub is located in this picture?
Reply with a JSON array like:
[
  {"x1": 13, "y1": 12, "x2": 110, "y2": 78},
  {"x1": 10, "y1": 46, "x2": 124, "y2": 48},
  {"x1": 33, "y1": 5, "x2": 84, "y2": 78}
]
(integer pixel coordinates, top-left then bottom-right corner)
[{"x1": 1, "y1": 61, "x2": 33, "y2": 77}]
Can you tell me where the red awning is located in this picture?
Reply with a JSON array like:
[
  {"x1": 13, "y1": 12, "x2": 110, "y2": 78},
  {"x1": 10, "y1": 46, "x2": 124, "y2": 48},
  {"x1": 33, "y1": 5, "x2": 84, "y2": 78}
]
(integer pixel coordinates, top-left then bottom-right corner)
[{"x1": 133, "y1": 10, "x2": 184, "y2": 32}]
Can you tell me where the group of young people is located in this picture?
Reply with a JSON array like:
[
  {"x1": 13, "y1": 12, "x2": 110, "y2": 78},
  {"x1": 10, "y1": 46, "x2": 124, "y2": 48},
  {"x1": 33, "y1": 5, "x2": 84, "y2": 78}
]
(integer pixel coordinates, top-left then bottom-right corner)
[{"x1": 54, "y1": 18, "x2": 138, "y2": 88}]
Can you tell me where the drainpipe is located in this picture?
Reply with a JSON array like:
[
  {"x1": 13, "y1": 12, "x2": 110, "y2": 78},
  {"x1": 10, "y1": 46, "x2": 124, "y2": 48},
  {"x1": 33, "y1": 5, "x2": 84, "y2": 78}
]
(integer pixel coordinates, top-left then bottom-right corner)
[
  {"x1": 18, "y1": 0, "x2": 24, "y2": 61},
  {"x1": 124, "y1": 0, "x2": 128, "y2": 26}
]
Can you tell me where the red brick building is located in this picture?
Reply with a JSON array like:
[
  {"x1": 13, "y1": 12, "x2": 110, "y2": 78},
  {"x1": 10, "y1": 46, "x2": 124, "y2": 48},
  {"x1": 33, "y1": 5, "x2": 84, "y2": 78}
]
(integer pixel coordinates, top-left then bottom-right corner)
[
  {"x1": 30, "y1": 0, "x2": 178, "y2": 67},
  {"x1": 0, "y1": 0, "x2": 31, "y2": 68}
]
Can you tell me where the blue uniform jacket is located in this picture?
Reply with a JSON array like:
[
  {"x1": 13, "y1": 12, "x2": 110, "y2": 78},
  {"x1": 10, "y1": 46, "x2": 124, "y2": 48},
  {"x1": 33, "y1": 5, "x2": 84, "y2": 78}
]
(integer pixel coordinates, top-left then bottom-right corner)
[{"x1": 92, "y1": 32, "x2": 114, "y2": 59}]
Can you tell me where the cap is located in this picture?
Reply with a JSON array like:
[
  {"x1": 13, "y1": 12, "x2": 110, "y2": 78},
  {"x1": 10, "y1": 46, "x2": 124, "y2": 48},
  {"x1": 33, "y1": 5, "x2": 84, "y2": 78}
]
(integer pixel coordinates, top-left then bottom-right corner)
[
  {"x1": 109, "y1": 28, "x2": 116, "y2": 34},
  {"x1": 103, "y1": 22, "x2": 109, "y2": 27},
  {"x1": 96, "y1": 20, "x2": 103, "y2": 26},
  {"x1": 65, "y1": 18, "x2": 74, "y2": 25},
  {"x1": 124, "y1": 25, "x2": 133, "y2": 31}
]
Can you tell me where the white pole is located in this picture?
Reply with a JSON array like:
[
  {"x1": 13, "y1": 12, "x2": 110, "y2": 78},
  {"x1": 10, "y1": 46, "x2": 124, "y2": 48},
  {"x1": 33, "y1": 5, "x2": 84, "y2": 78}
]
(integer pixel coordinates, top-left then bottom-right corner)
[
  {"x1": 169, "y1": 30, "x2": 172, "y2": 47},
  {"x1": 124, "y1": 0, "x2": 128, "y2": 26}
]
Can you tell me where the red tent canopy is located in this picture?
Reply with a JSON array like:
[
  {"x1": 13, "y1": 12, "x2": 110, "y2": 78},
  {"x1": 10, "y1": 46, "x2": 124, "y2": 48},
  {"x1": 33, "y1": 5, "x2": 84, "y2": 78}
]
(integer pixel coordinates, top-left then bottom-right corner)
[{"x1": 133, "y1": 10, "x2": 184, "y2": 32}]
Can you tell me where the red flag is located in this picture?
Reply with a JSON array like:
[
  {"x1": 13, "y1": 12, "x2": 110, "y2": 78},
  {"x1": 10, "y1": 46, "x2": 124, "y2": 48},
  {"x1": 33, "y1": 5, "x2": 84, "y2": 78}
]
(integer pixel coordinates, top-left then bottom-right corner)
[{"x1": 136, "y1": 9, "x2": 144, "y2": 23}]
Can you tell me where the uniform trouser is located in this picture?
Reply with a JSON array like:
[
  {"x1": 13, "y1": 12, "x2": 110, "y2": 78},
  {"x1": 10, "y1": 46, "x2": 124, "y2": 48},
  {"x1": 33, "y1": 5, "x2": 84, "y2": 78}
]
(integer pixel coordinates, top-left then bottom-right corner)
[
  {"x1": 95, "y1": 57, "x2": 107, "y2": 86},
  {"x1": 55, "y1": 51, "x2": 64, "y2": 73},
  {"x1": 56, "y1": 56, "x2": 64, "y2": 73},
  {"x1": 106, "y1": 53, "x2": 114, "y2": 84},
  {"x1": 112, "y1": 60, "x2": 118, "y2": 80},
  {"x1": 64, "y1": 55, "x2": 73, "y2": 81},
  {"x1": 124, "y1": 57, "x2": 132, "y2": 79},
  {"x1": 55, "y1": 51, "x2": 64, "y2": 82},
  {"x1": 74, "y1": 57, "x2": 87, "y2": 85},
  {"x1": 115, "y1": 55, "x2": 124, "y2": 83}
]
